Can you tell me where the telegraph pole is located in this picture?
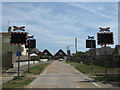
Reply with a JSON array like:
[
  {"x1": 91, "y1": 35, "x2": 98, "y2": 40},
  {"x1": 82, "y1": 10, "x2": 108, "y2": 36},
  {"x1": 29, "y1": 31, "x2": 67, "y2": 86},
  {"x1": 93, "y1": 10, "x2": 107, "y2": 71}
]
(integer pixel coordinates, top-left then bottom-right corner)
[{"x1": 75, "y1": 38, "x2": 77, "y2": 53}]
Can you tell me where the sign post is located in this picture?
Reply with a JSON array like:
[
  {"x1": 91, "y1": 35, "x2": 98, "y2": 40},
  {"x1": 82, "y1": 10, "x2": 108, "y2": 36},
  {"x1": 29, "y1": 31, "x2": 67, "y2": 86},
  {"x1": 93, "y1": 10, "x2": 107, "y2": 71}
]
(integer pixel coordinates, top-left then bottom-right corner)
[
  {"x1": 16, "y1": 48, "x2": 21, "y2": 77},
  {"x1": 10, "y1": 26, "x2": 27, "y2": 77},
  {"x1": 16, "y1": 44, "x2": 22, "y2": 77}
]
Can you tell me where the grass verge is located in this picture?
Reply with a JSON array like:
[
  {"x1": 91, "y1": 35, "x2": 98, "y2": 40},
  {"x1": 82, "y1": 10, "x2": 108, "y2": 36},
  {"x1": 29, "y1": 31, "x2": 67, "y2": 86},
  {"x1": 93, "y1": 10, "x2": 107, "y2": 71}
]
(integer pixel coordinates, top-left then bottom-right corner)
[
  {"x1": 94, "y1": 75, "x2": 120, "y2": 82},
  {"x1": 2, "y1": 76, "x2": 35, "y2": 88},
  {"x1": 2, "y1": 63, "x2": 50, "y2": 88},
  {"x1": 66, "y1": 60, "x2": 91, "y2": 74},
  {"x1": 24, "y1": 63, "x2": 49, "y2": 75}
]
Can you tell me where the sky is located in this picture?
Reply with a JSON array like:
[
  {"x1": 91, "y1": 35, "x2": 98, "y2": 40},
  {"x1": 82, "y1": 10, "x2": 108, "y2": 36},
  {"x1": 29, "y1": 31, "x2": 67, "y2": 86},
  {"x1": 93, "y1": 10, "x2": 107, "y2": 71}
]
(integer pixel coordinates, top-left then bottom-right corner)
[{"x1": 1, "y1": 1, "x2": 118, "y2": 54}]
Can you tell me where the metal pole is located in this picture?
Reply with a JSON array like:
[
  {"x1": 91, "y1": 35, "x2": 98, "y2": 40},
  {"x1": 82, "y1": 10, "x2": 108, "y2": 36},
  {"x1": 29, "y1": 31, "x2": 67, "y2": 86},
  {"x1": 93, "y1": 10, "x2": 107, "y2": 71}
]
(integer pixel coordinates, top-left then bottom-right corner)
[
  {"x1": 28, "y1": 50, "x2": 30, "y2": 73},
  {"x1": 67, "y1": 46, "x2": 69, "y2": 61},
  {"x1": 75, "y1": 38, "x2": 77, "y2": 53},
  {"x1": 104, "y1": 44, "x2": 107, "y2": 75},
  {"x1": 90, "y1": 39, "x2": 93, "y2": 73},
  {"x1": 28, "y1": 39, "x2": 30, "y2": 73},
  {"x1": 17, "y1": 45, "x2": 20, "y2": 77},
  {"x1": 18, "y1": 55, "x2": 20, "y2": 77},
  {"x1": 118, "y1": 57, "x2": 120, "y2": 87}
]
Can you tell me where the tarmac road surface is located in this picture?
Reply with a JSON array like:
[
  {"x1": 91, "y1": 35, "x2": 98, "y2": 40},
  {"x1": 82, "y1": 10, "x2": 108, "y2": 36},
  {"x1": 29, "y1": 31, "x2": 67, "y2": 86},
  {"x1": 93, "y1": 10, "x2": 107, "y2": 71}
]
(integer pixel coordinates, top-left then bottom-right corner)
[{"x1": 26, "y1": 60, "x2": 111, "y2": 88}]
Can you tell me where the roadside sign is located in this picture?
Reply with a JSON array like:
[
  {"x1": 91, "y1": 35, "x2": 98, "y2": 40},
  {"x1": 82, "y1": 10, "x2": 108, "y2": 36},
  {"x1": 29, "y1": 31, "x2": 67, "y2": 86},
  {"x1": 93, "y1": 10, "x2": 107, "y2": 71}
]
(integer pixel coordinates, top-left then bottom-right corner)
[
  {"x1": 25, "y1": 39, "x2": 36, "y2": 48},
  {"x1": 16, "y1": 52, "x2": 21, "y2": 56},
  {"x1": 86, "y1": 40, "x2": 96, "y2": 48},
  {"x1": 97, "y1": 32, "x2": 114, "y2": 45},
  {"x1": 17, "y1": 46, "x2": 23, "y2": 52},
  {"x1": 10, "y1": 32, "x2": 28, "y2": 44}
]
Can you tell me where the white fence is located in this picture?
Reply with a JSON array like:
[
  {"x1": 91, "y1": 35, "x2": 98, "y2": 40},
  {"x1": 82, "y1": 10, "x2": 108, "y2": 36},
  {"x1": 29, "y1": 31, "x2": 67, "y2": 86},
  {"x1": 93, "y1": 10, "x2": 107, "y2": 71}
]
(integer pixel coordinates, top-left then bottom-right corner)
[{"x1": 13, "y1": 61, "x2": 39, "y2": 67}]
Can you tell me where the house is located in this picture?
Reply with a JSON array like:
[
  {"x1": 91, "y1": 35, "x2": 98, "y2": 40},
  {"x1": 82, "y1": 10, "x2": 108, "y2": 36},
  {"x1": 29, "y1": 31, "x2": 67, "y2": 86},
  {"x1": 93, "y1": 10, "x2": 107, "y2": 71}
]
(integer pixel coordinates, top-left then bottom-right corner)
[
  {"x1": 54, "y1": 49, "x2": 67, "y2": 60},
  {"x1": 0, "y1": 27, "x2": 28, "y2": 68},
  {"x1": 113, "y1": 45, "x2": 120, "y2": 60},
  {"x1": 33, "y1": 48, "x2": 42, "y2": 55},
  {"x1": 20, "y1": 45, "x2": 28, "y2": 61},
  {"x1": 87, "y1": 46, "x2": 114, "y2": 60},
  {"x1": 0, "y1": 27, "x2": 17, "y2": 68},
  {"x1": 43, "y1": 49, "x2": 53, "y2": 59}
]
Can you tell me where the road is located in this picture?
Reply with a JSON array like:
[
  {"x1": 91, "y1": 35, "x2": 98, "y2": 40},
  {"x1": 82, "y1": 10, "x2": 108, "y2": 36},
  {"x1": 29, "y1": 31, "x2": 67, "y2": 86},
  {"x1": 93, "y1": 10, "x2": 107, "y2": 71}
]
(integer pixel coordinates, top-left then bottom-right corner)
[{"x1": 26, "y1": 60, "x2": 109, "y2": 88}]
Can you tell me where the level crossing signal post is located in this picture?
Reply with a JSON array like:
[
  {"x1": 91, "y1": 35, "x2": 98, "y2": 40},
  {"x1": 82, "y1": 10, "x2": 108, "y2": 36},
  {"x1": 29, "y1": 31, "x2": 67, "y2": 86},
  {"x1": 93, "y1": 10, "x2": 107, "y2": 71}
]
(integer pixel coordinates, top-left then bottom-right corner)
[
  {"x1": 25, "y1": 35, "x2": 36, "y2": 73},
  {"x1": 86, "y1": 36, "x2": 96, "y2": 74},
  {"x1": 97, "y1": 27, "x2": 114, "y2": 75},
  {"x1": 10, "y1": 26, "x2": 28, "y2": 77}
]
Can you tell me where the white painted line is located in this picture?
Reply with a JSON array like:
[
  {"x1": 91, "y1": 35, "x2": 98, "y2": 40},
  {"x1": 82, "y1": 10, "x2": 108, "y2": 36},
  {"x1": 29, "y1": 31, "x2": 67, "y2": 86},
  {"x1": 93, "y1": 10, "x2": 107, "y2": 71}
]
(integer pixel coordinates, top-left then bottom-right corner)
[
  {"x1": 43, "y1": 70, "x2": 47, "y2": 74},
  {"x1": 92, "y1": 82, "x2": 101, "y2": 88},
  {"x1": 75, "y1": 69, "x2": 79, "y2": 73},
  {"x1": 6, "y1": 69, "x2": 12, "y2": 72},
  {"x1": 74, "y1": 71, "x2": 101, "y2": 88},
  {"x1": 84, "y1": 76, "x2": 101, "y2": 88},
  {"x1": 76, "y1": 86, "x2": 79, "y2": 88},
  {"x1": 72, "y1": 67, "x2": 80, "y2": 74},
  {"x1": 40, "y1": 69, "x2": 47, "y2": 75},
  {"x1": 71, "y1": 63, "x2": 101, "y2": 88}
]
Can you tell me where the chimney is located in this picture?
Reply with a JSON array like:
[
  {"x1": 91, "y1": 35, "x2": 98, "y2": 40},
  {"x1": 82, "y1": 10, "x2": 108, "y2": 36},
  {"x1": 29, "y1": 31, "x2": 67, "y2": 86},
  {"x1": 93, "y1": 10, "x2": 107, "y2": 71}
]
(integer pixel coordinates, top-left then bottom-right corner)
[{"x1": 8, "y1": 26, "x2": 12, "y2": 33}]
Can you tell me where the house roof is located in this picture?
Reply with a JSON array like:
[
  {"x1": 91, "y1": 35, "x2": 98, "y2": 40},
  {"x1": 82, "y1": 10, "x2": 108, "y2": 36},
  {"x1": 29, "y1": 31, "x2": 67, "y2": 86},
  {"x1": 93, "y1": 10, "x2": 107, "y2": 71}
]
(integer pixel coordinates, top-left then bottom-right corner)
[
  {"x1": 43, "y1": 49, "x2": 53, "y2": 56},
  {"x1": 33, "y1": 48, "x2": 42, "y2": 54},
  {"x1": 113, "y1": 45, "x2": 120, "y2": 55},
  {"x1": 96, "y1": 47, "x2": 114, "y2": 55},
  {"x1": 54, "y1": 49, "x2": 67, "y2": 56}
]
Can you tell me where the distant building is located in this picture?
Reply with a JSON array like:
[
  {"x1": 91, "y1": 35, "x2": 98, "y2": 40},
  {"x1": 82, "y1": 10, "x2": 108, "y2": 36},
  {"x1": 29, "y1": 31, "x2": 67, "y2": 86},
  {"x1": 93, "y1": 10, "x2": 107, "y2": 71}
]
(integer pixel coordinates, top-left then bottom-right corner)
[
  {"x1": 54, "y1": 49, "x2": 67, "y2": 60},
  {"x1": 43, "y1": 49, "x2": 53, "y2": 59}
]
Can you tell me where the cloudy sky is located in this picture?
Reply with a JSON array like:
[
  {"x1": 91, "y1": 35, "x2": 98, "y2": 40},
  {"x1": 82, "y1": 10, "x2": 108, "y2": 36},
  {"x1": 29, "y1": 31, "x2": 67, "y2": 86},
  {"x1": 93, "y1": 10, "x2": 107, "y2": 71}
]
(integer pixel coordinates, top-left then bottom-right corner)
[{"x1": 2, "y1": 1, "x2": 118, "y2": 54}]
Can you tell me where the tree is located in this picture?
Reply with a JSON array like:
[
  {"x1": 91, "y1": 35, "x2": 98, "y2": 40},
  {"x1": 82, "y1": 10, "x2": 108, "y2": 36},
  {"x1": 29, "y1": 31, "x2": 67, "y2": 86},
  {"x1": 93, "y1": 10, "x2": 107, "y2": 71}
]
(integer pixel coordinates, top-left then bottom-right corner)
[{"x1": 71, "y1": 51, "x2": 87, "y2": 63}]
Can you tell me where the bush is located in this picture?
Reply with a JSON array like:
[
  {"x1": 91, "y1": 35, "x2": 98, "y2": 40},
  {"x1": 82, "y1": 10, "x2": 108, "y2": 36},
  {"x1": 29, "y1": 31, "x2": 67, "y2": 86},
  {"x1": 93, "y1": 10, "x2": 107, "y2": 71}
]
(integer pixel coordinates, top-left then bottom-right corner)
[{"x1": 13, "y1": 76, "x2": 22, "y2": 80}]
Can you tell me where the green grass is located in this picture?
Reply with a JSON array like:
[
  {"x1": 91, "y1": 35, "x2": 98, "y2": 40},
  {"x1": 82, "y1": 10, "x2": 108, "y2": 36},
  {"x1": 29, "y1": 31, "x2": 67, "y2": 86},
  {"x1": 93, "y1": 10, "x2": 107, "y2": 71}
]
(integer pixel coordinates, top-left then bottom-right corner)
[
  {"x1": 24, "y1": 63, "x2": 49, "y2": 75},
  {"x1": 67, "y1": 61, "x2": 120, "y2": 82},
  {"x1": 66, "y1": 60, "x2": 119, "y2": 74},
  {"x1": 94, "y1": 75, "x2": 120, "y2": 82},
  {"x1": 2, "y1": 76, "x2": 35, "y2": 88},
  {"x1": 66, "y1": 60, "x2": 91, "y2": 74}
]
